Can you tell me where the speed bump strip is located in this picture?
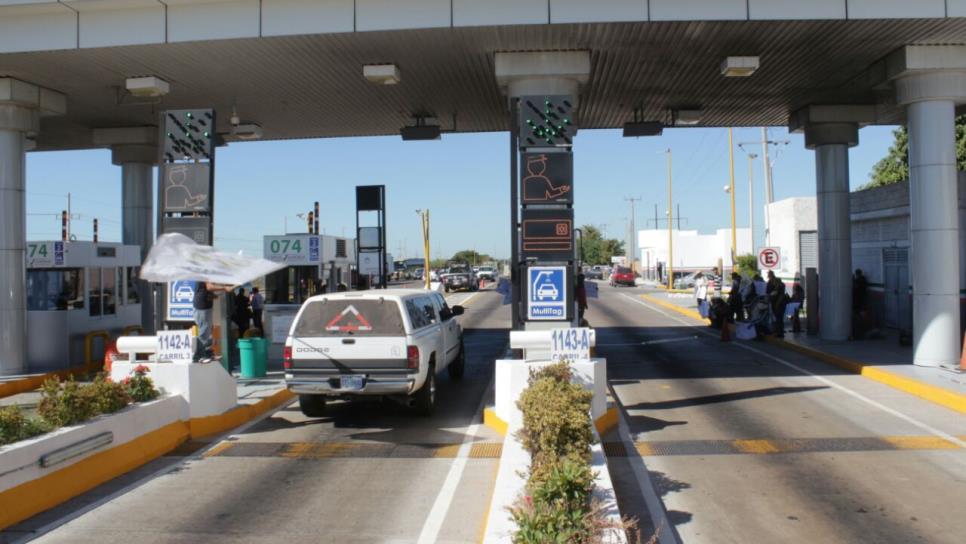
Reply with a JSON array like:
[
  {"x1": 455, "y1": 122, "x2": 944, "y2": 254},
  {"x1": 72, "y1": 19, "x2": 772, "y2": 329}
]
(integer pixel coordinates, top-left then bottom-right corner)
[
  {"x1": 207, "y1": 441, "x2": 503, "y2": 459},
  {"x1": 603, "y1": 435, "x2": 966, "y2": 457}
]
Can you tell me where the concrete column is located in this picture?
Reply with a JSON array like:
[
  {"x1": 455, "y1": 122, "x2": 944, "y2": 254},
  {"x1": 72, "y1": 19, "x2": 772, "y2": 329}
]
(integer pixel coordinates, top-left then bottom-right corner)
[
  {"x1": 805, "y1": 123, "x2": 858, "y2": 341},
  {"x1": 895, "y1": 70, "x2": 966, "y2": 367},
  {"x1": 0, "y1": 108, "x2": 29, "y2": 375},
  {"x1": 112, "y1": 144, "x2": 156, "y2": 333}
]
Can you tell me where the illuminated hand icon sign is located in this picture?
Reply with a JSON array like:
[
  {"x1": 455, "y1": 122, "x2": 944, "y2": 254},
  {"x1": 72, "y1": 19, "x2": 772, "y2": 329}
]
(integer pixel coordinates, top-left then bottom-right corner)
[
  {"x1": 523, "y1": 154, "x2": 570, "y2": 201},
  {"x1": 165, "y1": 165, "x2": 207, "y2": 209}
]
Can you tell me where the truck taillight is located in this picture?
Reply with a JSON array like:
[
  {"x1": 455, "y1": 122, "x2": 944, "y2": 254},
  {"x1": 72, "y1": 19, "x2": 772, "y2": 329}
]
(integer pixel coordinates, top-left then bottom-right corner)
[
  {"x1": 407, "y1": 346, "x2": 419, "y2": 369},
  {"x1": 283, "y1": 346, "x2": 292, "y2": 369}
]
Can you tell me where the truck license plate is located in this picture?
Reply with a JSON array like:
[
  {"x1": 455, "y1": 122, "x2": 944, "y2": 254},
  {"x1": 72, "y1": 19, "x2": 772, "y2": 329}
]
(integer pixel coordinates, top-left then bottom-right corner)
[{"x1": 340, "y1": 375, "x2": 364, "y2": 390}]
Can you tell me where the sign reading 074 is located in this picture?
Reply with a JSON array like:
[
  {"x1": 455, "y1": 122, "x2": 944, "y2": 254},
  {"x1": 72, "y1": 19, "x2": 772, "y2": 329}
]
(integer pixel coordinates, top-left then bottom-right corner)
[{"x1": 263, "y1": 235, "x2": 318, "y2": 264}]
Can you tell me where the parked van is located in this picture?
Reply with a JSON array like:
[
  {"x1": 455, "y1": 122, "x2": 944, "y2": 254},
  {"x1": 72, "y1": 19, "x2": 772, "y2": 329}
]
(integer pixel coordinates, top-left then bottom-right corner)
[{"x1": 284, "y1": 289, "x2": 466, "y2": 417}]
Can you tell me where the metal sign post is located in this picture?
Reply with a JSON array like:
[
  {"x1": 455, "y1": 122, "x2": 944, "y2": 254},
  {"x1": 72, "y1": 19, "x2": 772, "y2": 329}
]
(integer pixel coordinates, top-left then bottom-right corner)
[{"x1": 356, "y1": 185, "x2": 387, "y2": 289}]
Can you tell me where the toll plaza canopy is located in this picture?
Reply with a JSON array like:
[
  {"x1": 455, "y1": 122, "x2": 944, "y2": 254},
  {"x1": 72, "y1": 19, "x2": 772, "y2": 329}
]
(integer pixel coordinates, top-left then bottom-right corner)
[{"x1": 2, "y1": 0, "x2": 966, "y2": 149}]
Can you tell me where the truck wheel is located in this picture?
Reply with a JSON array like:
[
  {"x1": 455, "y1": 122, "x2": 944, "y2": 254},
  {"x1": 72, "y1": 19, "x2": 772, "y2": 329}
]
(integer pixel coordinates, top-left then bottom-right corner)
[
  {"x1": 413, "y1": 363, "x2": 436, "y2": 416},
  {"x1": 447, "y1": 341, "x2": 465, "y2": 381},
  {"x1": 444, "y1": 286, "x2": 450, "y2": 293},
  {"x1": 299, "y1": 394, "x2": 326, "y2": 418}
]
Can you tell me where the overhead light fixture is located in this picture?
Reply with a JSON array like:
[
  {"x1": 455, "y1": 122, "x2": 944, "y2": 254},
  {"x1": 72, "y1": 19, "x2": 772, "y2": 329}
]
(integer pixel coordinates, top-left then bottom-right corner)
[
  {"x1": 720, "y1": 56, "x2": 759, "y2": 77},
  {"x1": 363, "y1": 64, "x2": 401, "y2": 85},
  {"x1": 232, "y1": 123, "x2": 263, "y2": 140},
  {"x1": 622, "y1": 106, "x2": 663, "y2": 137},
  {"x1": 401, "y1": 116, "x2": 440, "y2": 141},
  {"x1": 125, "y1": 76, "x2": 170, "y2": 97},
  {"x1": 672, "y1": 109, "x2": 703, "y2": 126},
  {"x1": 622, "y1": 121, "x2": 664, "y2": 137}
]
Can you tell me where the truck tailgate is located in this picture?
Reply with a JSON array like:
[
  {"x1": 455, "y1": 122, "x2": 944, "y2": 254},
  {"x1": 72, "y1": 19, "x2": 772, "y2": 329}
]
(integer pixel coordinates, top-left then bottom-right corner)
[{"x1": 290, "y1": 336, "x2": 410, "y2": 373}]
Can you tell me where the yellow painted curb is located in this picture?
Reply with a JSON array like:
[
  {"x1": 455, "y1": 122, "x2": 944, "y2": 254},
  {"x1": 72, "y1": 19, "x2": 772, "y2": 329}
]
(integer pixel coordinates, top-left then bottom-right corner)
[
  {"x1": 189, "y1": 388, "x2": 295, "y2": 439},
  {"x1": 0, "y1": 365, "x2": 91, "y2": 400},
  {"x1": 641, "y1": 294, "x2": 966, "y2": 416},
  {"x1": 763, "y1": 336, "x2": 966, "y2": 415},
  {"x1": 594, "y1": 406, "x2": 619, "y2": 435},
  {"x1": 483, "y1": 407, "x2": 508, "y2": 437},
  {"x1": 0, "y1": 420, "x2": 190, "y2": 530}
]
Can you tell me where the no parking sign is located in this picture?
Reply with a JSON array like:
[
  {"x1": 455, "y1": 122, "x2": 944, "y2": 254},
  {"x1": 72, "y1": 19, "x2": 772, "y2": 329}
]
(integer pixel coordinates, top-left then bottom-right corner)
[{"x1": 758, "y1": 247, "x2": 781, "y2": 270}]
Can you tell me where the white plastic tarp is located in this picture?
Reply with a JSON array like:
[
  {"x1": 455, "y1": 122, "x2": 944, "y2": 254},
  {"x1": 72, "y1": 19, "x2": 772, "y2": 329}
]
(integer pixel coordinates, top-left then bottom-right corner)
[{"x1": 140, "y1": 233, "x2": 285, "y2": 285}]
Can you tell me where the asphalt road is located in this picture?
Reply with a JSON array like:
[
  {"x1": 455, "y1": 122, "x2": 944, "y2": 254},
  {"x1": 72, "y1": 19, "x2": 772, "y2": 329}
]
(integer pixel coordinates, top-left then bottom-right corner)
[
  {"x1": 18, "y1": 287, "x2": 509, "y2": 544},
  {"x1": 589, "y1": 282, "x2": 966, "y2": 544}
]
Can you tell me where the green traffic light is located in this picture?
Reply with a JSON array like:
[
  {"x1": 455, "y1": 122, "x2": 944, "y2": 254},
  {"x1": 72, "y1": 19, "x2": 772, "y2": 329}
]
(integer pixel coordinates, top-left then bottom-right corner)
[
  {"x1": 186, "y1": 112, "x2": 193, "y2": 119},
  {"x1": 203, "y1": 132, "x2": 210, "y2": 138}
]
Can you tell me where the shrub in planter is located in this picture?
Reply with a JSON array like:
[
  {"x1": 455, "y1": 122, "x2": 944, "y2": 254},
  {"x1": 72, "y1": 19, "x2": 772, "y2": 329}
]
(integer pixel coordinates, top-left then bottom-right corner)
[
  {"x1": 516, "y1": 363, "x2": 595, "y2": 476},
  {"x1": 125, "y1": 365, "x2": 160, "y2": 403},
  {"x1": 0, "y1": 406, "x2": 52, "y2": 446},
  {"x1": 511, "y1": 458, "x2": 597, "y2": 543},
  {"x1": 38, "y1": 375, "x2": 131, "y2": 427}
]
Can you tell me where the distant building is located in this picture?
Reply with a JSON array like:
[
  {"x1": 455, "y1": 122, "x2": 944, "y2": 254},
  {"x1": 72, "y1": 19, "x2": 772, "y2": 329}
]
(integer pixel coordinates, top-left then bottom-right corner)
[
  {"x1": 764, "y1": 197, "x2": 818, "y2": 284},
  {"x1": 638, "y1": 227, "x2": 752, "y2": 279}
]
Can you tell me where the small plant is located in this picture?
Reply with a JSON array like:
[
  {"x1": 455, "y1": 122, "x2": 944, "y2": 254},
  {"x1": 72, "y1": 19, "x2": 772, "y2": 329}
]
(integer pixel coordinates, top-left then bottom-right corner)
[
  {"x1": 528, "y1": 360, "x2": 573, "y2": 386},
  {"x1": 0, "y1": 406, "x2": 52, "y2": 446},
  {"x1": 735, "y1": 253, "x2": 759, "y2": 278},
  {"x1": 88, "y1": 374, "x2": 131, "y2": 415},
  {"x1": 516, "y1": 369, "x2": 595, "y2": 474},
  {"x1": 126, "y1": 364, "x2": 160, "y2": 403},
  {"x1": 38, "y1": 376, "x2": 96, "y2": 427}
]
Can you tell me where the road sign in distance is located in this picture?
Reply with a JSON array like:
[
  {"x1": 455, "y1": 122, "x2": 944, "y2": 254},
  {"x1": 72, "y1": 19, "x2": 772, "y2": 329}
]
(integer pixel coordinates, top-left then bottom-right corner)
[
  {"x1": 521, "y1": 152, "x2": 573, "y2": 205},
  {"x1": 520, "y1": 95, "x2": 576, "y2": 148},
  {"x1": 521, "y1": 208, "x2": 575, "y2": 261},
  {"x1": 758, "y1": 247, "x2": 781, "y2": 270}
]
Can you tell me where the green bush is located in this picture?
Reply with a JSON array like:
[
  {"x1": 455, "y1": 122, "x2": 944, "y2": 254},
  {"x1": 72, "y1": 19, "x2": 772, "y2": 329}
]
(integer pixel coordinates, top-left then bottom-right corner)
[
  {"x1": 528, "y1": 360, "x2": 573, "y2": 386},
  {"x1": 511, "y1": 461, "x2": 595, "y2": 543},
  {"x1": 38, "y1": 375, "x2": 130, "y2": 427},
  {"x1": 0, "y1": 406, "x2": 52, "y2": 447},
  {"x1": 125, "y1": 365, "x2": 160, "y2": 403},
  {"x1": 516, "y1": 365, "x2": 595, "y2": 475},
  {"x1": 735, "y1": 253, "x2": 758, "y2": 278}
]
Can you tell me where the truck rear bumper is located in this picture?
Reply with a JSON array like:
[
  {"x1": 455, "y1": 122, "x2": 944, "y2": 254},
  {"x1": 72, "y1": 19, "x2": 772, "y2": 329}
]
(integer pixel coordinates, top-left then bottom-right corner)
[{"x1": 286, "y1": 377, "x2": 414, "y2": 396}]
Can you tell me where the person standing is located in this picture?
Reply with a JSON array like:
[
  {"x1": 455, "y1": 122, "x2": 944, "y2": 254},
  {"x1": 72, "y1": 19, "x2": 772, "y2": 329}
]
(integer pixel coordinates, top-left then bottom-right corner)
[
  {"x1": 770, "y1": 276, "x2": 788, "y2": 337},
  {"x1": 693, "y1": 271, "x2": 708, "y2": 316},
  {"x1": 575, "y1": 274, "x2": 588, "y2": 326},
  {"x1": 250, "y1": 287, "x2": 264, "y2": 331},
  {"x1": 233, "y1": 288, "x2": 251, "y2": 334},
  {"x1": 728, "y1": 272, "x2": 744, "y2": 322},
  {"x1": 193, "y1": 281, "x2": 229, "y2": 363},
  {"x1": 790, "y1": 280, "x2": 805, "y2": 333}
]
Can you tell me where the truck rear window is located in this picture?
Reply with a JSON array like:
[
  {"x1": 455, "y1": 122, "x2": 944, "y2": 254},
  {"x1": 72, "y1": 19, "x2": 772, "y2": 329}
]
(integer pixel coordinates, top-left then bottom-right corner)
[{"x1": 293, "y1": 299, "x2": 405, "y2": 336}]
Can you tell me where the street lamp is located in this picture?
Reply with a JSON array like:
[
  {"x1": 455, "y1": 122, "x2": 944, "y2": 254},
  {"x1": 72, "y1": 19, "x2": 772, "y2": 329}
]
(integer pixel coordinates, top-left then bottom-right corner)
[
  {"x1": 660, "y1": 148, "x2": 673, "y2": 289},
  {"x1": 747, "y1": 152, "x2": 758, "y2": 254},
  {"x1": 727, "y1": 128, "x2": 737, "y2": 267}
]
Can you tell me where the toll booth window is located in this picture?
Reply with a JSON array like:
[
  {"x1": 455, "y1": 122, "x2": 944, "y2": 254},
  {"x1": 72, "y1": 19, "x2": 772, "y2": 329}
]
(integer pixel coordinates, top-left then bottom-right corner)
[
  {"x1": 266, "y1": 267, "x2": 320, "y2": 305},
  {"x1": 294, "y1": 299, "x2": 405, "y2": 337},
  {"x1": 27, "y1": 269, "x2": 84, "y2": 311},
  {"x1": 89, "y1": 268, "x2": 102, "y2": 316},
  {"x1": 126, "y1": 267, "x2": 140, "y2": 304},
  {"x1": 103, "y1": 267, "x2": 117, "y2": 315}
]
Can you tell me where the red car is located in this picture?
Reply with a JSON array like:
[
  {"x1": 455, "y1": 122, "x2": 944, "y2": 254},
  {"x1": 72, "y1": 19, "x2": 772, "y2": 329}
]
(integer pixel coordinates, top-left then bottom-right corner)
[{"x1": 609, "y1": 266, "x2": 636, "y2": 287}]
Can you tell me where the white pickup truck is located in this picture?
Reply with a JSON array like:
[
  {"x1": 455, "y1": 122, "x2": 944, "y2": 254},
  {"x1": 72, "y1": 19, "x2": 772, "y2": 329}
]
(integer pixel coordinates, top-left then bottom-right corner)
[{"x1": 283, "y1": 289, "x2": 466, "y2": 417}]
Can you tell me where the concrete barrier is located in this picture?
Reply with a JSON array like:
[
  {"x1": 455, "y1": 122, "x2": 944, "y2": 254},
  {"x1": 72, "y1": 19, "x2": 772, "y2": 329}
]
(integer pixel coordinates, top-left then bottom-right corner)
[
  {"x1": 111, "y1": 361, "x2": 237, "y2": 419},
  {"x1": 493, "y1": 358, "x2": 607, "y2": 428}
]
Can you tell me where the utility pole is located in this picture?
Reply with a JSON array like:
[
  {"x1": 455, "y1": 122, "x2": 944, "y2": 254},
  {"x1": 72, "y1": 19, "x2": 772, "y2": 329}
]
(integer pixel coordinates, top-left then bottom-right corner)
[
  {"x1": 747, "y1": 153, "x2": 758, "y2": 254},
  {"x1": 416, "y1": 209, "x2": 431, "y2": 289},
  {"x1": 623, "y1": 196, "x2": 642, "y2": 271},
  {"x1": 728, "y1": 128, "x2": 737, "y2": 266},
  {"x1": 662, "y1": 148, "x2": 673, "y2": 289}
]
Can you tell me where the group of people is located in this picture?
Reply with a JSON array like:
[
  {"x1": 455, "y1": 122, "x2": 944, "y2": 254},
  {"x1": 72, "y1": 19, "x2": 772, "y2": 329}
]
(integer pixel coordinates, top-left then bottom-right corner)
[
  {"x1": 690, "y1": 269, "x2": 804, "y2": 339},
  {"x1": 191, "y1": 281, "x2": 264, "y2": 363}
]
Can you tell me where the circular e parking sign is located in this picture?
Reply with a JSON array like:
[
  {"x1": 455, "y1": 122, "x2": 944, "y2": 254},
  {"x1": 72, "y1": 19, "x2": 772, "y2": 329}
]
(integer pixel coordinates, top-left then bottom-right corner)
[{"x1": 758, "y1": 247, "x2": 781, "y2": 270}]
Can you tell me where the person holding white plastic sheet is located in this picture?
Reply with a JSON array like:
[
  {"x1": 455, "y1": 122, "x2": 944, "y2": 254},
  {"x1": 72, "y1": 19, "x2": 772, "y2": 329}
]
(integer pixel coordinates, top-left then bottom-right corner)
[{"x1": 193, "y1": 281, "x2": 232, "y2": 363}]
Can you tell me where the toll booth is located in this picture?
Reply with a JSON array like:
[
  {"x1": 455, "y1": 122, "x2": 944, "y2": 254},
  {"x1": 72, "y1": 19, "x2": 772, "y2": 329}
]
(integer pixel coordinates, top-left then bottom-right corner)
[
  {"x1": 25, "y1": 241, "x2": 142, "y2": 372},
  {"x1": 262, "y1": 233, "x2": 356, "y2": 360}
]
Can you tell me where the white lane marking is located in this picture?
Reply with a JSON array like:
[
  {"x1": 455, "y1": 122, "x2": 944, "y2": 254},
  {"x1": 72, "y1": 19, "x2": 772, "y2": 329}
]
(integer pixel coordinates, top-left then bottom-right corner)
[
  {"x1": 619, "y1": 293, "x2": 966, "y2": 449},
  {"x1": 15, "y1": 396, "x2": 296, "y2": 544},
  {"x1": 415, "y1": 376, "x2": 492, "y2": 544},
  {"x1": 613, "y1": 395, "x2": 681, "y2": 544}
]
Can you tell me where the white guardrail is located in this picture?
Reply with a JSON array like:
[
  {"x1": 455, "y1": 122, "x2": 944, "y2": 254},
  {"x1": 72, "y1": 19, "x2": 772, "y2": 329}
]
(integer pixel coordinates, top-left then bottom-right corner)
[{"x1": 116, "y1": 335, "x2": 157, "y2": 362}]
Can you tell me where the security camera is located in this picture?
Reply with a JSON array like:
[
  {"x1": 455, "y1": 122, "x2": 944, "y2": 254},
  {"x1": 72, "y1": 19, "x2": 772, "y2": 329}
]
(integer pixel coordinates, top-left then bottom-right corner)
[{"x1": 232, "y1": 123, "x2": 263, "y2": 140}]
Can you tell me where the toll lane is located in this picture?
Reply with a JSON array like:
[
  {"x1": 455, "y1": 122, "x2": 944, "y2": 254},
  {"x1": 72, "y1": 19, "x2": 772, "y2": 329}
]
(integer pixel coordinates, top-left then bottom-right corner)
[
  {"x1": 28, "y1": 288, "x2": 509, "y2": 544},
  {"x1": 588, "y1": 283, "x2": 966, "y2": 544}
]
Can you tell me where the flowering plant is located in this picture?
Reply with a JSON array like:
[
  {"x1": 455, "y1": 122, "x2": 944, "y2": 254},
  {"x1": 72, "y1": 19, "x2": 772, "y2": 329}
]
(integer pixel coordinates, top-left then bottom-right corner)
[{"x1": 127, "y1": 365, "x2": 160, "y2": 402}]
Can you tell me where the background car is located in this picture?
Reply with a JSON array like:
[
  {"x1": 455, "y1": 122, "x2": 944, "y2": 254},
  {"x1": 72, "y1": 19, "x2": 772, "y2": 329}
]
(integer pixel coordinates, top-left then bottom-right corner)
[
  {"x1": 583, "y1": 266, "x2": 604, "y2": 280},
  {"x1": 476, "y1": 266, "x2": 498, "y2": 282},
  {"x1": 609, "y1": 266, "x2": 636, "y2": 287},
  {"x1": 673, "y1": 271, "x2": 698, "y2": 289}
]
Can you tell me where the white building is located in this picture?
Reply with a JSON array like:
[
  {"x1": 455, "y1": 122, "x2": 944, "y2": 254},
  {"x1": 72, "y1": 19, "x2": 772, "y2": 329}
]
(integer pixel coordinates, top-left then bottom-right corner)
[
  {"x1": 764, "y1": 197, "x2": 818, "y2": 283},
  {"x1": 638, "y1": 228, "x2": 752, "y2": 278}
]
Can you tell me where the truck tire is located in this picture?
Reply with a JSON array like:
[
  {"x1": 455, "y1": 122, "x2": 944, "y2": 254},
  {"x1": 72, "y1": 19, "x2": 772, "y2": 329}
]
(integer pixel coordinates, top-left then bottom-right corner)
[
  {"x1": 299, "y1": 394, "x2": 326, "y2": 418},
  {"x1": 447, "y1": 340, "x2": 465, "y2": 381},
  {"x1": 413, "y1": 362, "x2": 436, "y2": 416}
]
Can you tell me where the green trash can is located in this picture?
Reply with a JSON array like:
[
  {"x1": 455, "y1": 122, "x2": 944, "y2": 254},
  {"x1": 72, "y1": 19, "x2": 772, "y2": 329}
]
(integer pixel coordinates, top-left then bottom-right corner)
[
  {"x1": 252, "y1": 337, "x2": 269, "y2": 378},
  {"x1": 238, "y1": 339, "x2": 258, "y2": 379}
]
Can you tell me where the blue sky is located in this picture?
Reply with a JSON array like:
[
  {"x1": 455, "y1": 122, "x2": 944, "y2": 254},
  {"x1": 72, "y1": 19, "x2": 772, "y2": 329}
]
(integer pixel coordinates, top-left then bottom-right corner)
[{"x1": 25, "y1": 125, "x2": 897, "y2": 260}]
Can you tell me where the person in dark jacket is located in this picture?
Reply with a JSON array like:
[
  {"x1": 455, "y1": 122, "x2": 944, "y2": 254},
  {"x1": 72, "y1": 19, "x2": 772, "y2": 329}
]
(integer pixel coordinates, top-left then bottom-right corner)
[
  {"x1": 769, "y1": 276, "x2": 788, "y2": 337},
  {"x1": 790, "y1": 280, "x2": 805, "y2": 333},
  {"x1": 728, "y1": 272, "x2": 743, "y2": 322},
  {"x1": 575, "y1": 274, "x2": 588, "y2": 325},
  {"x1": 193, "y1": 281, "x2": 230, "y2": 362},
  {"x1": 232, "y1": 288, "x2": 252, "y2": 334}
]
